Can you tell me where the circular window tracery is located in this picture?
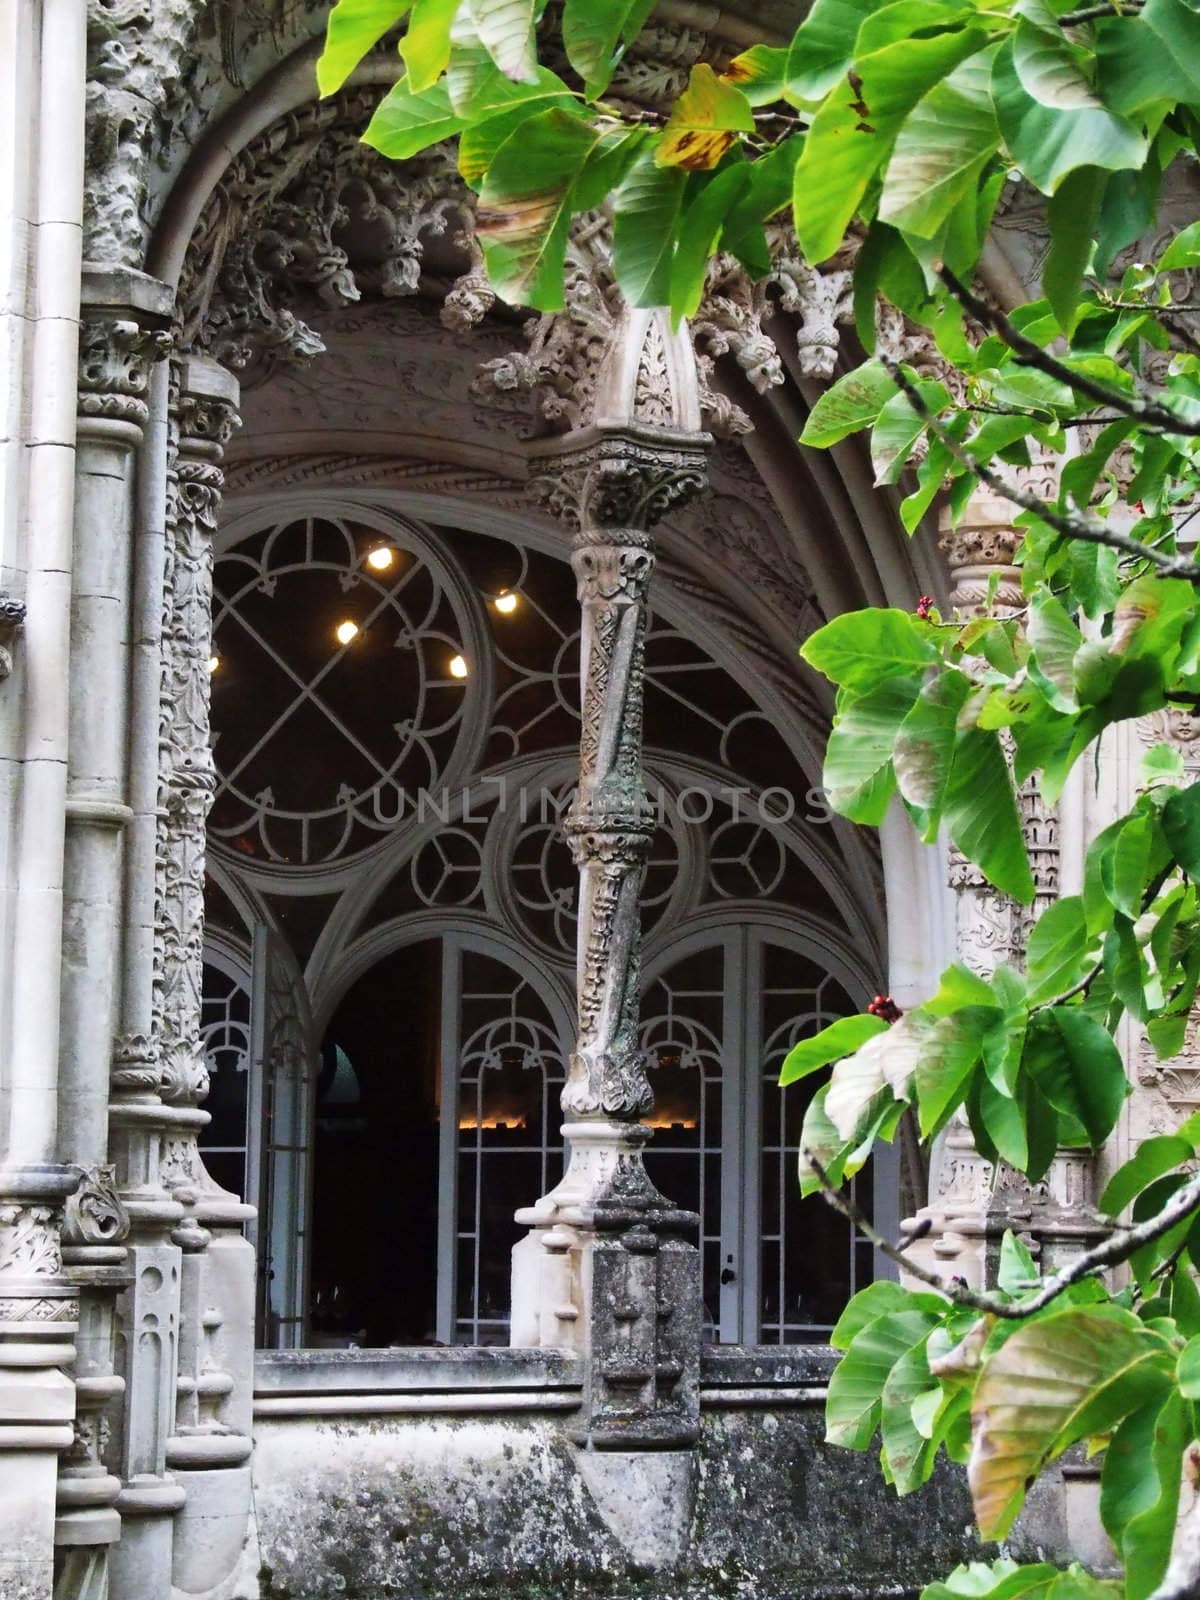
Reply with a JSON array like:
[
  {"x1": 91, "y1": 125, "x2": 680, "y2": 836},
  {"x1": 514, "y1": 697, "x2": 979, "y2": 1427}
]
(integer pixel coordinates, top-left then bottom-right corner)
[{"x1": 210, "y1": 514, "x2": 482, "y2": 869}]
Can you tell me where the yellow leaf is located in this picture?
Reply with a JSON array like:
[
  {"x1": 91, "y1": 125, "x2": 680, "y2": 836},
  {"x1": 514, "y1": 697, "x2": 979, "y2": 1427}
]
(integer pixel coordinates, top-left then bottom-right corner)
[{"x1": 656, "y1": 63, "x2": 755, "y2": 171}]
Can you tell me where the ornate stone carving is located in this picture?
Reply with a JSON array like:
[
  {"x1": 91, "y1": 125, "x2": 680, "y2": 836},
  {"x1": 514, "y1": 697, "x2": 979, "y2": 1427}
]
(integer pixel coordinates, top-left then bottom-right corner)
[
  {"x1": 77, "y1": 317, "x2": 172, "y2": 426},
  {"x1": 531, "y1": 428, "x2": 708, "y2": 533},
  {"x1": 179, "y1": 91, "x2": 483, "y2": 388},
  {"x1": 63, "y1": 1166, "x2": 130, "y2": 1248},
  {"x1": 156, "y1": 365, "x2": 240, "y2": 1107},
  {"x1": 0, "y1": 594, "x2": 26, "y2": 681},
  {"x1": 0, "y1": 1204, "x2": 63, "y2": 1277},
  {"x1": 85, "y1": 0, "x2": 202, "y2": 261}
]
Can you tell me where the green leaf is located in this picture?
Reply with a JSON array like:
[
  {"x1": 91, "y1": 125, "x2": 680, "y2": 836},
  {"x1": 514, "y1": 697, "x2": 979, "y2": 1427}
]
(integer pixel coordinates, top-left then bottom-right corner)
[
  {"x1": 562, "y1": 0, "x2": 655, "y2": 98},
  {"x1": 779, "y1": 1013, "x2": 889, "y2": 1086},
  {"x1": 801, "y1": 607, "x2": 936, "y2": 692},
  {"x1": 968, "y1": 1306, "x2": 1175, "y2": 1538},
  {"x1": 1027, "y1": 589, "x2": 1082, "y2": 713},
  {"x1": 1159, "y1": 219, "x2": 1200, "y2": 273},
  {"x1": 893, "y1": 668, "x2": 973, "y2": 816},
  {"x1": 318, "y1": 0, "x2": 412, "y2": 95},
  {"x1": 944, "y1": 730, "x2": 1036, "y2": 903},
  {"x1": 1163, "y1": 782, "x2": 1200, "y2": 876},
  {"x1": 611, "y1": 148, "x2": 688, "y2": 307},
  {"x1": 826, "y1": 1308, "x2": 941, "y2": 1449},
  {"x1": 997, "y1": 1229, "x2": 1039, "y2": 1296},
  {"x1": 475, "y1": 0, "x2": 538, "y2": 82},
  {"x1": 879, "y1": 47, "x2": 999, "y2": 240},
  {"x1": 669, "y1": 163, "x2": 753, "y2": 326},
  {"x1": 831, "y1": 1280, "x2": 948, "y2": 1351},
  {"x1": 400, "y1": 0, "x2": 459, "y2": 89},
  {"x1": 882, "y1": 1335, "x2": 943, "y2": 1492},
  {"x1": 362, "y1": 76, "x2": 467, "y2": 159},
  {"x1": 800, "y1": 359, "x2": 899, "y2": 447},
  {"x1": 1025, "y1": 896, "x2": 1089, "y2": 1005},
  {"x1": 722, "y1": 44, "x2": 790, "y2": 106},
  {"x1": 1100, "y1": 1389, "x2": 1185, "y2": 1600},
  {"x1": 915, "y1": 1009, "x2": 993, "y2": 1135},
  {"x1": 926, "y1": 963, "x2": 998, "y2": 1016},
  {"x1": 1141, "y1": 0, "x2": 1200, "y2": 103},
  {"x1": 1100, "y1": 1135, "x2": 1196, "y2": 1217},
  {"x1": 1178, "y1": 1333, "x2": 1200, "y2": 1398},
  {"x1": 656, "y1": 63, "x2": 755, "y2": 171},
  {"x1": 1024, "y1": 1008, "x2": 1128, "y2": 1145},
  {"x1": 871, "y1": 382, "x2": 950, "y2": 484},
  {"x1": 1044, "y1": 165, "x2": 1105, "y2": 333},
  {"x1": 1107, "y1": 810, "x2": 1154, "y2": 921},
  {"x1": 792, "y1": 28, "x2": 989, "y2": 263},
  {"x1": 920, "y1": 1560, "x2": 1062, "y2": 1600},
  {"x1": 991, "y1": 37, "x2": 1148, "y2": 195},
  {"x1": 476, "y1": 110, "x2": 601, "y2": 308},
  {"x1": 784, "y1": 0, "x2": 875, "y2": 102},
  {"x1": 1012, "y1": 17, "x2": 1104, "y2": 110},
  {"x1": 1141, "y1": 743, "x2": 1186, "y2": 788}
]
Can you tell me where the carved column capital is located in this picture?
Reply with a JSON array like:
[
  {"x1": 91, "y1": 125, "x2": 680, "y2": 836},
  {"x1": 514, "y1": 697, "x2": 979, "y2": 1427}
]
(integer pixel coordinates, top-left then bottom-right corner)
[
  {"x1": 939, "y1": 487, "x2": 1024, "y2": 615},
  {"x1": 77, "y1": 265, "x2": 174, "y2": 433},
  {"x1": 531, "y1": 423, "x2": 708, "y2": 533}
]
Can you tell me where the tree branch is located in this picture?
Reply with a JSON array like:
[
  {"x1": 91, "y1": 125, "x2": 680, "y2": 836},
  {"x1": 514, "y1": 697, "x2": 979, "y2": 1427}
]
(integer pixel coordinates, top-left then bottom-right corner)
[
  {"x1": 939, "y1": 266, "x2": 1200, "y2": 437},
  {"x1": 1058, "y1": 0, "x2": 1143, "y2": 21},
  {"x1": 880, "y1": 356, "x2": 1200, "y2": 582},
  {"x1": 805, "y1": 1151, "x2": 1200, "y2": 1319}
]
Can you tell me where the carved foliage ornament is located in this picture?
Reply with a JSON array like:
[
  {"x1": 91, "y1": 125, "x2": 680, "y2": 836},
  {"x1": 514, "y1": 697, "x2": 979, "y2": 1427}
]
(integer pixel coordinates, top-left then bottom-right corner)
[{"x1": 78, "y1": 317, "x2": 172, "y2": 426}]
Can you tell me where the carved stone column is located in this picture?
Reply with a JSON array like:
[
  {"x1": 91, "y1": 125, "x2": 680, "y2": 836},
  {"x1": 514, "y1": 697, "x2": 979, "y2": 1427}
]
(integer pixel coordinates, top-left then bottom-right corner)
[
  {"x1": 156, "y1": 357, "x2": 255, "y2": 1600},
  {"x1": 511, "y1": 404, "x2": 708, "y2": 1452},
  {"x1": 903, "y1": 488, "x2": 1104, "y2": 1286},
  {"x1": 54, "y1": 269, "x2": 168, "y2": 1599}
]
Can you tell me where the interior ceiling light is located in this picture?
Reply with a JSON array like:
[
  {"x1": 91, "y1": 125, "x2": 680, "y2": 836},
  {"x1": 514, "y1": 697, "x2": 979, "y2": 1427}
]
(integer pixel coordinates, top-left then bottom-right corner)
[
  {"x1": 207, "y1": 655, "x2": 220, "y2": 674},
  {"x1": 366, "y1": 546, "x2": 395, "y2": 572},
  {"x1": 335, "y1": 620, "x2": 360, "y2": 646},
  {"x1": 448, "y1": 653, "x2": 469, "y2": 680},
  {"x1": 493, "y1": 590, "x2": 519, "y2": 614}
]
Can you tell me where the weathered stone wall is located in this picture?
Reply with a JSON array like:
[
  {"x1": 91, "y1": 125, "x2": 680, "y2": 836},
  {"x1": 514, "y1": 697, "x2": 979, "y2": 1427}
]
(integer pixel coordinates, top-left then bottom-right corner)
[{"x1": 248, "y1": 1348, "x2": 984, "y2": 1600}]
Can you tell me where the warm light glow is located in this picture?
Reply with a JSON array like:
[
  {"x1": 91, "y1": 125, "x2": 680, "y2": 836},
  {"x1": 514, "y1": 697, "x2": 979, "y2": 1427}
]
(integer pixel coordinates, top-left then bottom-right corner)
[
  {"x1": 335, "y1": 620, "x2": 360, "y2": 646},
  {"x1": 366, "y1": 546, "x2": 395, "y2": 572},
  {"x1": 458, "y1": 1118, "x2": 528, "y2": 1131},
  {"x1": 207, "y1": 655, "x2": 220, "y2": 675},
  {"x1": 644, "y1": 1119, "x2": 699, "y2": 1131},
  {"x1": 448, "y1": 653, "x2": 469, "y2": 679},
  {"x1": 494, "y1": 590, "x2": 519, "y2": 614}
]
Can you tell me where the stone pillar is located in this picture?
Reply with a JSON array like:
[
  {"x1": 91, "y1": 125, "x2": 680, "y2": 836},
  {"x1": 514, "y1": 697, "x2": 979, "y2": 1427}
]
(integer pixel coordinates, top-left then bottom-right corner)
[
  {"x1": 511, "y1": 410, "x2": 708, "y2": 1450},
  {"x1": 106, "y1": 355, "x2": 252, "y2": 1600},
  {"x1": 54, "y1": 269, "x2": 169, "y2": 1600},
  {"x1": 156, "y1": 357, "x2": 255, "y2": 1597},
  {"x1": 903, "y1": 489, "x2": 1104, "y2": 1286}
]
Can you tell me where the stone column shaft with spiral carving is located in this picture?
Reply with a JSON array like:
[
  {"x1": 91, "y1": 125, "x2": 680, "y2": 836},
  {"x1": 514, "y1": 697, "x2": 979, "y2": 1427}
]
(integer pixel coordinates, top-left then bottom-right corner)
[{"x1": 512, "y1": 420, "x2": 708, "y2": 1449}]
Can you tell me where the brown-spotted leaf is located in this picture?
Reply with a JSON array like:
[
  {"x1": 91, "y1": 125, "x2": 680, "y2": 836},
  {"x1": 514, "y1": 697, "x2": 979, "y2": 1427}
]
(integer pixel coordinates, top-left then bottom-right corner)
[{"x1": 656, "y1": 63, "x2": 755, "y2": 171}]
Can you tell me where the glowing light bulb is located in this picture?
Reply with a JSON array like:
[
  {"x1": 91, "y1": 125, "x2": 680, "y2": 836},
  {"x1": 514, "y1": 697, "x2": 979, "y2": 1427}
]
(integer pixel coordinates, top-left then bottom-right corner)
[
  {"x1": 367, "y1": 546, "x2": 395, "y2": 572},
  {"x1": 207, "y1": 655, "x2": 220, "y2": 675},
  {"x1": 448, "y1": 654, "x2": 469, "y2": 680},
  {"x1": 335, "y1": 620, "x2": 360, "y2": 646},
  {"x1": 494, "y1": 590, "x2": 519, "y2": 614}
]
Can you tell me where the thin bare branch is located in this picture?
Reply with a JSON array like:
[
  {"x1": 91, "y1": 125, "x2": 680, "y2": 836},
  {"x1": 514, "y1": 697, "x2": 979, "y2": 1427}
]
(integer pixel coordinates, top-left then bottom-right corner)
[
  {"x1": 880, "y1": 356, "x2": 1200, "y2": 582},
  {"x1": 805, "y1": 1151, "x2": 1200, "y2": 1319},
  {"x1": 939, "y1": 266, "x2": 1200, "y2": 437},
  {"x1": 1059, "y1": 0, "x2": 1143, "y2": 21}
]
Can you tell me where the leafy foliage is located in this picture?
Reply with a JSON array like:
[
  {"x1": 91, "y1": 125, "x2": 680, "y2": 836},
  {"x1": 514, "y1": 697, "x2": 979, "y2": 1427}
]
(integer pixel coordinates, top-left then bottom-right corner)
[{"x1": 318, "y1": 0, "x2": 1200, "y2": 1593}]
